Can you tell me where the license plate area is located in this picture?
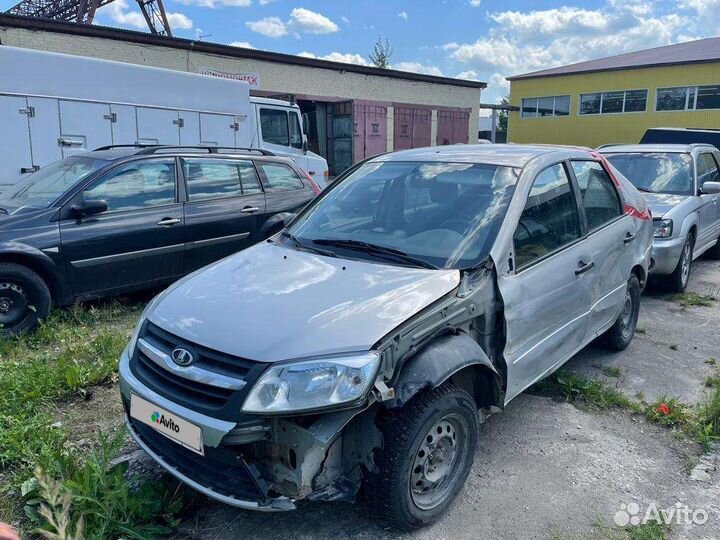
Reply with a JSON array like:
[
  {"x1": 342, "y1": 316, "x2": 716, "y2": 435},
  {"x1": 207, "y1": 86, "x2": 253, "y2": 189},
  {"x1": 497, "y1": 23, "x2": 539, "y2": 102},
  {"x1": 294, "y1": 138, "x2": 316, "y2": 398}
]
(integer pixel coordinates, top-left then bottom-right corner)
[{"x1": 130, "y1": 393, "x2": 204, "y2": 456}]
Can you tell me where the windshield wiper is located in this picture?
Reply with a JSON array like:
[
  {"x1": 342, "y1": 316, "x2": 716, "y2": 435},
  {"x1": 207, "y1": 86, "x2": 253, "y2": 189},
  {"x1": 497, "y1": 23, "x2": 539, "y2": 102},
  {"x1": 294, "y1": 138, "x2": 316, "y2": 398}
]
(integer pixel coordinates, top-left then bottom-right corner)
[
  {"x1": 635, "y1": 187, "x2": 657, "y2": 194},
  {"x1": 280, "y1": 231, "x2": 336, "y2": 258},
  {"x1": 312, "y1": 238, "x2": 438, "y2": 270}
]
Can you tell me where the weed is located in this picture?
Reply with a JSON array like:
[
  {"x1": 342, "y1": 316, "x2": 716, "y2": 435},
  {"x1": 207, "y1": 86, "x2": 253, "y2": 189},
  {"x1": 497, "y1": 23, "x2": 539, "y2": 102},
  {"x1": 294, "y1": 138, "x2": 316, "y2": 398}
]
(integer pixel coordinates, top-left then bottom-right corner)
[
  {"x1": 695, "y1": 386, "x2": 720, "y2": 451},
  {"x1": 602, "y1": 366, "x2": 623, "y2": 378},
  {"x1": 624, "y1": 521, "x2": 669, "y2": 540},
  {"x1": 705, "y1": 358, "x2": 717, "y2": 366},
  {"x1": 705, "y1": 374, "x2": 720, "y2": 388},
  {"x1": 646, "y1": 397, "x2": 690, "y2": 427},
  {"x1": 670, "y1": 293, "x2": 716, "y2": 308},
  {"x1": 534, "y1": 371, "x2": 642, "y2": 412}
]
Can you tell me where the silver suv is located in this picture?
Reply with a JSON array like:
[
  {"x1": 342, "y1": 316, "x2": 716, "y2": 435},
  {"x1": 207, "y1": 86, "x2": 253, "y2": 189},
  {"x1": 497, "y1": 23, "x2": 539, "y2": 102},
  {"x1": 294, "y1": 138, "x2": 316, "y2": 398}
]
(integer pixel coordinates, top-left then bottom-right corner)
[
  {"x1": 120, "y1": 144, "x2": 653, "y2": 529},
  {"x1": 601, "y1": 144, "x2": 720, "y2": 291}
]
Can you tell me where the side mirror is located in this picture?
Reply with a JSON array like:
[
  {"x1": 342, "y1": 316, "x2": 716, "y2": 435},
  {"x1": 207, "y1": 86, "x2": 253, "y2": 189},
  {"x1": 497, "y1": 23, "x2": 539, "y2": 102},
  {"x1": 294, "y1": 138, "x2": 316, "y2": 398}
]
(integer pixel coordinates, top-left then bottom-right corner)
[
  {"x1": 302, "y1": 137, "x2": 309, "y2": 154},
  {"x1": 701, "y1": 181, "x2": 720, "y2": 195},
  {"x1": 72, "y1": 199, "x2": 108, "y2": 218},
  {"x1": 260, "y1": 212, "x2": 297, "y2": 239}
]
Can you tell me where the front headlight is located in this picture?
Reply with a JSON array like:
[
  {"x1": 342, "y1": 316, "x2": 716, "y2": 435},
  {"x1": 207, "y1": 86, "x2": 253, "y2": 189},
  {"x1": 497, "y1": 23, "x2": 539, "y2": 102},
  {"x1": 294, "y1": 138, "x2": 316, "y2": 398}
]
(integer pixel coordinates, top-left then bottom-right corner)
[
  {"x1": 241, "y1": 352, "x2": 381, "y2": 413},
  {"x1": 654, "y1": 219, "x2": 673, "y2": 238}
]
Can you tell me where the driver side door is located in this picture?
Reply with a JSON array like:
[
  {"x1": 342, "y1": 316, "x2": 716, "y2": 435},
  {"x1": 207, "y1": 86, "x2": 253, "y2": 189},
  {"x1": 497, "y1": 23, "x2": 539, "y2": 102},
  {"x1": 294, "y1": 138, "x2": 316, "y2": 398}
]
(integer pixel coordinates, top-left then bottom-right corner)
[{"x1": 59, "y1": 158, "x2": 185, "y2": 297}]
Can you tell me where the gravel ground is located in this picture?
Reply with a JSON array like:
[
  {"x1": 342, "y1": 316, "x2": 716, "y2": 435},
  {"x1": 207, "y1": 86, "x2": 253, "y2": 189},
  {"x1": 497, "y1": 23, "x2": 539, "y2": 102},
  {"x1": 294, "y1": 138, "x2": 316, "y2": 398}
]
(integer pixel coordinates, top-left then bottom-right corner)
[{"x1": 165, "y1": 258, "x2": 720, "y2": 540}]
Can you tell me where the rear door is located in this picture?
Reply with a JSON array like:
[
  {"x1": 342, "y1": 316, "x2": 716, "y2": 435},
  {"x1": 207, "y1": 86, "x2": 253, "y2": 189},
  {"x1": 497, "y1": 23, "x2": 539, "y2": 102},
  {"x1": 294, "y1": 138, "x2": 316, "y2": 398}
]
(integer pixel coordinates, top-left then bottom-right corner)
[
  {"x1": 181, "y1": 157, "x2": 266, "y2": 272},
  {"x1": 58, "y1": 101, "x2": 114, "y2": 157},
  {"x1": 568, "y1": 160, "x2": 634, "y2": 334},
  {"x1": 498, "y1": 162, "x2": 594, "y2": 400},
  {"x1": 199, "y1": 113, "x2": 238, "y2": 147},
  {"x1": 256, "y1": 161, "x2": 316, "y2": 219},
  {"x1": 0, "y1": 95, "x2": 34, "y2": 183},
  {"x1": 136, "y1": 107, "x2": 181, "y2": 145},
  {"x1": 59, "y1": 158, "x2": 184, "y2": 296}
]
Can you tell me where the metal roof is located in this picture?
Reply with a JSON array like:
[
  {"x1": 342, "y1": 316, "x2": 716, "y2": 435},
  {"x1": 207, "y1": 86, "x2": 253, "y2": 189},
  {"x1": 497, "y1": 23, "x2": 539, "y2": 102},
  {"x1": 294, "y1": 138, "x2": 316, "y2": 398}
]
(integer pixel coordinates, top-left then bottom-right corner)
[
  {"x1": 0, "y1": 14, "x2": 486, "y2": 89},
  {"x1": 373, "y1": 143, "x2": 592, "y2": 168},
  {"x1": 508, "y1": 37, "x2": 720, "y2": 81}
]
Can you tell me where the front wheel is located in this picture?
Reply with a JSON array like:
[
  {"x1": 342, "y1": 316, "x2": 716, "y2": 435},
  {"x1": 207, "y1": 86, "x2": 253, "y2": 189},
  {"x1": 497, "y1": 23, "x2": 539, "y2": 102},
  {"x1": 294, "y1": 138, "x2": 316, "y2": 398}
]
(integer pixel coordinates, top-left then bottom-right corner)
[
  {"x1": 662, "y1": 234, "x2": 693, "y2": 292},
  {"x1": 0, "y1": 263, "x2": 51, "y2": 336},
  {"x1": 365, "y1": 384, "x2": 478, "y2": 530},
  {"x1": 600, "y1": 274, "x2": 641, "y2": 351}
]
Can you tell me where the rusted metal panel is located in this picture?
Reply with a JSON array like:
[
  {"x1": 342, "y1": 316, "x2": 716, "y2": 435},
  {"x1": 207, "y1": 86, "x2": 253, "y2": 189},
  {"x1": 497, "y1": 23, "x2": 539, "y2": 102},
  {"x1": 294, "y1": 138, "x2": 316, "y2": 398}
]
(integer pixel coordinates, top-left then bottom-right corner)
[
  {"x1": 354, "y1": 103, "x2": 387, "y2": 160},
  {"x1": 437, "y1": 109, "x2": 471, "y2": 146},
  {"x1": 393, "y1": 106, "x2": 432, "y2": 151}
]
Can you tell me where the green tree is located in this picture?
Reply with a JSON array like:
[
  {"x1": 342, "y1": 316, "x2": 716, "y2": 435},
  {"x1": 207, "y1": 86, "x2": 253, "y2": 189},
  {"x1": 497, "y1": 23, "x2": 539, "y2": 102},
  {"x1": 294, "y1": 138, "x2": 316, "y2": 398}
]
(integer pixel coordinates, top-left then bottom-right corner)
[
  {"x1": 497, "y1": 95, "x2": 510, "y2": 132},
  {"x1": 369, "y1": 37, "x2": 393, "y2": 69}
]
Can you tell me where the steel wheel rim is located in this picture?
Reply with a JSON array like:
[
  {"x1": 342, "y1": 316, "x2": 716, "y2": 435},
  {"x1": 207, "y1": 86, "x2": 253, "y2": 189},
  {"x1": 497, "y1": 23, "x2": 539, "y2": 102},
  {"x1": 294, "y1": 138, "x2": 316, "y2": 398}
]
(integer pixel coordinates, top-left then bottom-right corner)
[
  {"x1": 0, "y1": 281, "x2": 29, "y2": 326},
  {"x1": 410, "y1": 413, "x2": 467, "y2": 510},
  {"x1": 681, "y1": 241, "x2": 691, "y2": 285},
  {"x1": 619, "y1": 289, "x2": 634, "y2": 339}
]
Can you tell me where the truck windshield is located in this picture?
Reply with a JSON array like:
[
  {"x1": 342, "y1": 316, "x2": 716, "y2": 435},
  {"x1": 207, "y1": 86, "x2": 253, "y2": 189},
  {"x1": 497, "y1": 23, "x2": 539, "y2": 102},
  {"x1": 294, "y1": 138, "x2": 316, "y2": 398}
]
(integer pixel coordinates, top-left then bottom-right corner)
[
  {"x1": 287, "y1": 160, "x2": 519, "y2": 269},
  {"x1": 603, "y1": 152, "x2": 694, "y2": 196},
  {"x1": 1, "y1": 157, "x2": 109, "y2": 209}
]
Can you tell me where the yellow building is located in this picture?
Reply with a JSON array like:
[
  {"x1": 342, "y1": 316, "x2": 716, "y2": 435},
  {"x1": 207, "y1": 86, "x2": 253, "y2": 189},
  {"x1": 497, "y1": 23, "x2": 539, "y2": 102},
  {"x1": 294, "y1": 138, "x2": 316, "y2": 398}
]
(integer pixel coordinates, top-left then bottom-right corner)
[{"x1": 507, "y1": 37, "x2": 720, "y2": 148}]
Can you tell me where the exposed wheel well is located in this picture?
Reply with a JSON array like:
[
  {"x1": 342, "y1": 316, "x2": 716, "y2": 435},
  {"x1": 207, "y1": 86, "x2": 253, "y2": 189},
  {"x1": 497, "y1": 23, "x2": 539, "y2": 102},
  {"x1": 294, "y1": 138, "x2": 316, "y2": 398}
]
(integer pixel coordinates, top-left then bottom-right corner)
[
  {"x1": 0, "y1": 254, "x2": 64, "y2": 306},
  {"x1": 447, "y1": 364, "x2": 503, "y2": 410},
  {"x1": 631, "y1": 264, "x2": 647, "y2": 289},
  {"x1": 688, "y1": 225, "x2": 697, "y2": 246}
]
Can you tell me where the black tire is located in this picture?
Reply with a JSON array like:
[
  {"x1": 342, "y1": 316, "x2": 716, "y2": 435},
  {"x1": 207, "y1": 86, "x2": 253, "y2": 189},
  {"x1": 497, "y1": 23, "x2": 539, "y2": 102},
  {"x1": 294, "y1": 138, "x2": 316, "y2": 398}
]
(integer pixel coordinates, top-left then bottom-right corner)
[
  {"x1": 0, "y1": 263, "x2": 51, "y2": 336},
  {"x1": 600, "y1": 274, "x2": 641, "y2": 351},
  {"x1": 662, "y1": 234, "x2": 693, "y2": 292},
  {"x1": 364, "y1": 384, "x2": 478, "y2": 530}
]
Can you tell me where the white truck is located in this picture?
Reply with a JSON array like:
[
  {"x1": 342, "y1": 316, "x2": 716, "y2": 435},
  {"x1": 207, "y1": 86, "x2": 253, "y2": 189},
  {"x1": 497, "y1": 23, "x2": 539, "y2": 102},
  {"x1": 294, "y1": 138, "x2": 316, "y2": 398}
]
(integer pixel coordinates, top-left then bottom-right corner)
[{"x1": 0, "y1": 46, "x2": 329, "y2": 187}]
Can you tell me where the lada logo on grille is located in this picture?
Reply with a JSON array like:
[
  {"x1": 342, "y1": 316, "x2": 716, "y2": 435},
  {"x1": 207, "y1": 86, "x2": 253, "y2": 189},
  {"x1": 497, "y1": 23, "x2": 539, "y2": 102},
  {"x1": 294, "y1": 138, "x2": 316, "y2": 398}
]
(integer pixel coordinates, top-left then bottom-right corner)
[{"x1": 171, "y1": 347, "x2": 195, "y2": 367}]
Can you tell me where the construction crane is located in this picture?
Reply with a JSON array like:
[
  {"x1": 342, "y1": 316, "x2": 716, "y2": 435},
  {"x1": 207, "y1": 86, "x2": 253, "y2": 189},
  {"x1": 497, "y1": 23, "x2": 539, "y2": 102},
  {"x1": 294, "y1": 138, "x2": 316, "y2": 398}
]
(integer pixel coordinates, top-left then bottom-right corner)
[{"x1": 5, "y1": 0, "x2": 174, "y2": 36}]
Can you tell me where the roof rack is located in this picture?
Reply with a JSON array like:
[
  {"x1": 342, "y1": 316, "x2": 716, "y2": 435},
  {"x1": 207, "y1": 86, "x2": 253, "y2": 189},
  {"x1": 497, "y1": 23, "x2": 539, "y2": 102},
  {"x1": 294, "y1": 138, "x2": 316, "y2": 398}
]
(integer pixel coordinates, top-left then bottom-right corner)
[{"x1": 93, "y1": 145, "x2": 276, "y2": 156}]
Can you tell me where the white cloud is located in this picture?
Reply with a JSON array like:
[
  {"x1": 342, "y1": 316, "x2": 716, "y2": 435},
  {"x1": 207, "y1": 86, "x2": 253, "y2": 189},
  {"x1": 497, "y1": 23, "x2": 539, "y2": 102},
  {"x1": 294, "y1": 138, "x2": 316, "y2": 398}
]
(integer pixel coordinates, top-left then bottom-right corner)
[
  {"x1": 176, "y1": 0, "x2": 249, "y2": 7},
  {"x1": 246, "y1": 16, "x2": 288, "y2": 37},
  {"x1": 259, "y1": 0, "x2": 275, "y2": 4},
  {"x1": 341, "y1": 16, "x2": 350, "y2": 24},
  {"x1": 456, "y1": 70, "x2": 479, "y2": 80},
  {"x1": 393, "y1": 62, "x2": 444, "y2": 76},
  {"x1": 289, "y1": 8, "x2": 339, "y2": 34},
  {"x1": 98, "y1": 0, "x2": 192, "y2": 30},
  {"x1": 469, "y1": 0, "x2": 481, "y2": 6},
  {"x1": 230, "y1": 41, "x2": 255, "y2": 49},
  {"x1": 398, "y1": 11, "x2": 408, "y2": 21},
  {"x1": 298, "y1": 51, "x2": 370, "y2": 65}
]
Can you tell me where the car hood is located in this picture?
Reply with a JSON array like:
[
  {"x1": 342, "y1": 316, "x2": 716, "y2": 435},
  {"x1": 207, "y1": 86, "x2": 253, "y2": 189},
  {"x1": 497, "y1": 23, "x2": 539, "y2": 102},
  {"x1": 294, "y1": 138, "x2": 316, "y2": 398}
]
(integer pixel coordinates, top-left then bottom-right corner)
[
  {"x1": 643, "y1": 193, "x2": 689, "y2": 218},
  {"x1": 148, "y1": 241, "x2": 460, "y2": 362}
]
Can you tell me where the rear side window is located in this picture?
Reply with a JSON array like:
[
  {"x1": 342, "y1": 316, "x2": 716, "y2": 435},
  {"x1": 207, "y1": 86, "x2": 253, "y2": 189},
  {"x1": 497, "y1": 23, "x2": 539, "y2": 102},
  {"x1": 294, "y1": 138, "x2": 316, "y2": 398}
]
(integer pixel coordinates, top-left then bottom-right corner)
[
  {"x1": 514, "y1": 163, "x2": 581, "y2": 268},
  {"x1": 571, "y1": 161, "x2": 623, "y2": 230},
  {"x1": 259, "y1": 163, "x2": 305, "y2": 191},
  {"x1": 697, "y1": 153, "x2": 720, "y2": 188},
  {"x1": 183, "y1": 159, "x2": 262, "y2": 201}
]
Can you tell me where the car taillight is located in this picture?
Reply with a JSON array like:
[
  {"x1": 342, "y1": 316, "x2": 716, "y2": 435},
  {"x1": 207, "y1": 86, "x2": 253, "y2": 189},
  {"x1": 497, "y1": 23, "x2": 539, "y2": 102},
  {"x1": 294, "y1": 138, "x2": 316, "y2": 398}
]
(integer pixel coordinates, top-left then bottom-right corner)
[{"x1": 303, "y1": 170, "x2": 322, "y2": 195}]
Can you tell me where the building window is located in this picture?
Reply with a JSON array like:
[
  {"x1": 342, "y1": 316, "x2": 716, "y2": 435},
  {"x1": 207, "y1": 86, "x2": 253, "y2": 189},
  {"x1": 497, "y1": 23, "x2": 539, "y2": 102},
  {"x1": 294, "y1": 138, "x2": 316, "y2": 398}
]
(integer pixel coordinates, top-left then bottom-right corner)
[
  {"x1": 579, "y1": 89, "x2": 648, "y2": 115},
  {"x1": 657, "y1": 85, "x2": 720, "y2": 111},
  {"x1": 521, "y1": 95, "x2": 570, "y2": 118}
]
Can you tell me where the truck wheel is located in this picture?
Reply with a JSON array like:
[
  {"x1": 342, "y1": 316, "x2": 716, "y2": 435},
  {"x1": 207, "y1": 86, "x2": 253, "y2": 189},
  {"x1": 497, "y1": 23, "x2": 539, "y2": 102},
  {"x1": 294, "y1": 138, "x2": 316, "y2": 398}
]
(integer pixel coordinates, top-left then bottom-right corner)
[
  {"x1": 366, "y1": 384, "x2": 478, "y2": 530},
  {"x1": 0, "y1": 263, "x2": 51, "y2": 336},
  {"x1": 600, "y1": 274, "x2": 640, "y2": 351},
  {"x1": 663, "y1": 234, "x2": 693, "y2": 292}
]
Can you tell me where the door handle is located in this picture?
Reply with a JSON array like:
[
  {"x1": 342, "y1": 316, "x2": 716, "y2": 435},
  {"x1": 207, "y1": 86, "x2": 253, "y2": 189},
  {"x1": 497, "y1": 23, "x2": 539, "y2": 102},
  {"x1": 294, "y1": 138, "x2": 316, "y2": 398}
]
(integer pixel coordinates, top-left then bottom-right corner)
[
  {"x1": 623, "y1": 232, "x2": 636, "y2": 244},
  {"x1": 240, "y1": 206, "x2": 260, "y2": 214},
  {"x1": 575, "y1": 260, "x2": 595, "y2": 275},
  {"x1": 157, "y1": 217, "x2": 182, "y2": 227}
]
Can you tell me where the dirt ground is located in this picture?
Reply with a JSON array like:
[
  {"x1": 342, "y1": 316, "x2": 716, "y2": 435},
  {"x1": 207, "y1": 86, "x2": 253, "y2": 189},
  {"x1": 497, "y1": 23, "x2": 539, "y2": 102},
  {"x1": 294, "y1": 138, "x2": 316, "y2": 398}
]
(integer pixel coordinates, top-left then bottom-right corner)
[{"x1": 67, "y1": 259, "x2": 720, "y2": 540}]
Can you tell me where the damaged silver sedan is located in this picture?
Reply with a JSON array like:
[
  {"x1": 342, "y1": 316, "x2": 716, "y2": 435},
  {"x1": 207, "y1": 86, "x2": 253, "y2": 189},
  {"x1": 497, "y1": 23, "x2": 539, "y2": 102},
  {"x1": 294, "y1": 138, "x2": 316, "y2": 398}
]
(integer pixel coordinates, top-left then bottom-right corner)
[{"x1": 119, "y1": 144, "x2": 653, "y2": 529}]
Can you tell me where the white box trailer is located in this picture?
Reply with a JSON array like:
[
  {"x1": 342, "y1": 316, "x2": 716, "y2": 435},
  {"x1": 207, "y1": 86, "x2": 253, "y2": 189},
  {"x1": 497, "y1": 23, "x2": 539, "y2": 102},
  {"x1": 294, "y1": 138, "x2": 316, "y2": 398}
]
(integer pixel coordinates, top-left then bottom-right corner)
[{"x1": 0, "y1": 46, "x2": 328, "y2": 186}]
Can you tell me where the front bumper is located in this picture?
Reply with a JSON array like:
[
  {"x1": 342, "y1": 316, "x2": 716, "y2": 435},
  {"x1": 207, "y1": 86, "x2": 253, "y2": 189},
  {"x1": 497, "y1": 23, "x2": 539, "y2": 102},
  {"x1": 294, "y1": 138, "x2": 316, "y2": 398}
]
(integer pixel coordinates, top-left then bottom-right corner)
[{"x1": 650, "y1": 236, "x2": 685, "y2": 275}]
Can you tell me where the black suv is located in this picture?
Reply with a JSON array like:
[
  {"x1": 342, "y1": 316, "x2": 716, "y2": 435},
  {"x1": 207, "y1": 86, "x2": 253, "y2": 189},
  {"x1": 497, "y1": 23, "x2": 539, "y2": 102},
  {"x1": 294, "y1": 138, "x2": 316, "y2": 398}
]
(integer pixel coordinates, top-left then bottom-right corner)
[{"x1": 0, "y1": 146, "x2": 319, "y2": 334}]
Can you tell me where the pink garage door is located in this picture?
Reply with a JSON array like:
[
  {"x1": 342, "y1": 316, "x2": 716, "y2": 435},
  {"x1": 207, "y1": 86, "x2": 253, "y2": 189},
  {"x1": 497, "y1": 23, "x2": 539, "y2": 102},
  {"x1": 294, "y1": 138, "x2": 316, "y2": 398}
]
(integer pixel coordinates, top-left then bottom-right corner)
[
  {"x1": 394, "y1": 106, "x2": 432, "y2": 150},
  {"x1": 436, "y1": 109, "x2": 470, "y2": 146},
  {"x1": 354, "y1": 103, "x2": 388, "y2": 161}
]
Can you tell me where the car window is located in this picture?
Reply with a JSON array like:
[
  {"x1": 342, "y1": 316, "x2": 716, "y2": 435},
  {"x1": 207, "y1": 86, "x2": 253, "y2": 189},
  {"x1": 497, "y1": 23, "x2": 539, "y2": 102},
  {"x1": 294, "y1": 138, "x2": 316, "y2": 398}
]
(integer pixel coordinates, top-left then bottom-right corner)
[
  {"x1": 697, "y1": 153, "x2": 720, "y2": 188},
  {"x1": 259, "y1": 163, "x2": 305, "y2": 191},
  {"x1": 183, "y1": 159, "x2": 262, "y2": 201},
  {"x1": 514, "y1": 163, "x2": 581, "y2": 268},
  {"x1": 602, "y1": 152, "x2": 694, "y2": 196},
  {"x1": 260, "y1": 109, "x2": 290, "y2": 146},
  {"x1": 571, "y1": 161, "x2": 623, "y2": 230},
  {"x1": 83, "y1": 159, "x2": 175, "y2": 212},
  {"x1": 289, "y1": 113, "x2": 303, "y2": 149}
]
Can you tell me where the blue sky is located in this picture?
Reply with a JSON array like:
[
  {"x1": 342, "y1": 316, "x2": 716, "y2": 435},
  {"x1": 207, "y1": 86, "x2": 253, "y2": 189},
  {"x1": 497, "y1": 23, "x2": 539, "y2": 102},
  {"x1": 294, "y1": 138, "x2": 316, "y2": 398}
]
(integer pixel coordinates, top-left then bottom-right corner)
[{"x1": 3, "y1": 0, "x2": 718, "y2": 102}]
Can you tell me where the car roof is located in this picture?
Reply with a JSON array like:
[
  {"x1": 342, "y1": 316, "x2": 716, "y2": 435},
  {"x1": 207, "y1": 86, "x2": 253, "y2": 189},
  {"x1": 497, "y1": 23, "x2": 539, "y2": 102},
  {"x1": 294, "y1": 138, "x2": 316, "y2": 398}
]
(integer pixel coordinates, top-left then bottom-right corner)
[
  {"x1": 599, "y1": 143, "x2": 716, "y2": 154},
  {"x1": 371, "y1": 143, "x2": 594, "y2": 168}
]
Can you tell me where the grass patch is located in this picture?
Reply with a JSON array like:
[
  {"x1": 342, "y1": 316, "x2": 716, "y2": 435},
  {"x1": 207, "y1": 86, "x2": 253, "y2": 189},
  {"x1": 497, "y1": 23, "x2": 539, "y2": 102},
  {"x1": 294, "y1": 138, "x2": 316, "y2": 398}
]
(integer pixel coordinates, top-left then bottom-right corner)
[
  {"x1": 602, "y1": 366, "x2": 623, "y2": 378},
  {"x1": 670, "y1": 292, "x2": 716, "y2": 308},
  {"x1": 623, "y1": 521, "x2": 669, "y2": 540},
  {"x1": 0, "y1": 299, "x2": 189, "y2": 537},
  {"x1": 705, "y1": 374, "x2": 720, "y2": 388},
  {"x1": 533, "y1": 371, "x2": 642, "y2": 413},
  {"x1": 705, "y1": 358, "x2": 717, "y2": 366}
]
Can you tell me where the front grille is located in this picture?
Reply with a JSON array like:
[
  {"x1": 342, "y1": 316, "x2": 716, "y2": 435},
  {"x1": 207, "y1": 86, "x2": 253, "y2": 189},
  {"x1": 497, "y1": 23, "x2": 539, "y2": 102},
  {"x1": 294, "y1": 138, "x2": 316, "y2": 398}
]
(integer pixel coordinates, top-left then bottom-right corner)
[
  {"x1": 129, "y1": 417, "x2": 267, "y2": 502},
  {"x1": 129, "y1": 321, "x2": 267, "y2": 421}
]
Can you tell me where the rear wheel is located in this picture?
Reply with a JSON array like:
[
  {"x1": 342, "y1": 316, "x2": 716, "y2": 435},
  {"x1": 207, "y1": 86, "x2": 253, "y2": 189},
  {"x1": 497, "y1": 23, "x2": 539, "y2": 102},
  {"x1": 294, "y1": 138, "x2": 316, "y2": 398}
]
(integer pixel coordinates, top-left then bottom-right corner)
[
  {"x1": 662, "y1": 234, "x2": 693, "y2": 292},
  {"x1": 600, "y1": 274, "x2": 640, "y2": 351},
  {"x1": 364, "y1": 384, "x2": 478, "y2": 530},
  {"x1": 0, "y1": 263, "x2": 51, "y2": 336}
]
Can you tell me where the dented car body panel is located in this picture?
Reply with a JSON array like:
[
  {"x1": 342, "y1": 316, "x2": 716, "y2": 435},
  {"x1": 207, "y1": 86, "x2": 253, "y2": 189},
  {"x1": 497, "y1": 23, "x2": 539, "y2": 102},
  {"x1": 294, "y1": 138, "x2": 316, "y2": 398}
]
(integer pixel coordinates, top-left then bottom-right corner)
[{"x1": 119, "y1": 144, "x2": 652, "y2": 515}]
